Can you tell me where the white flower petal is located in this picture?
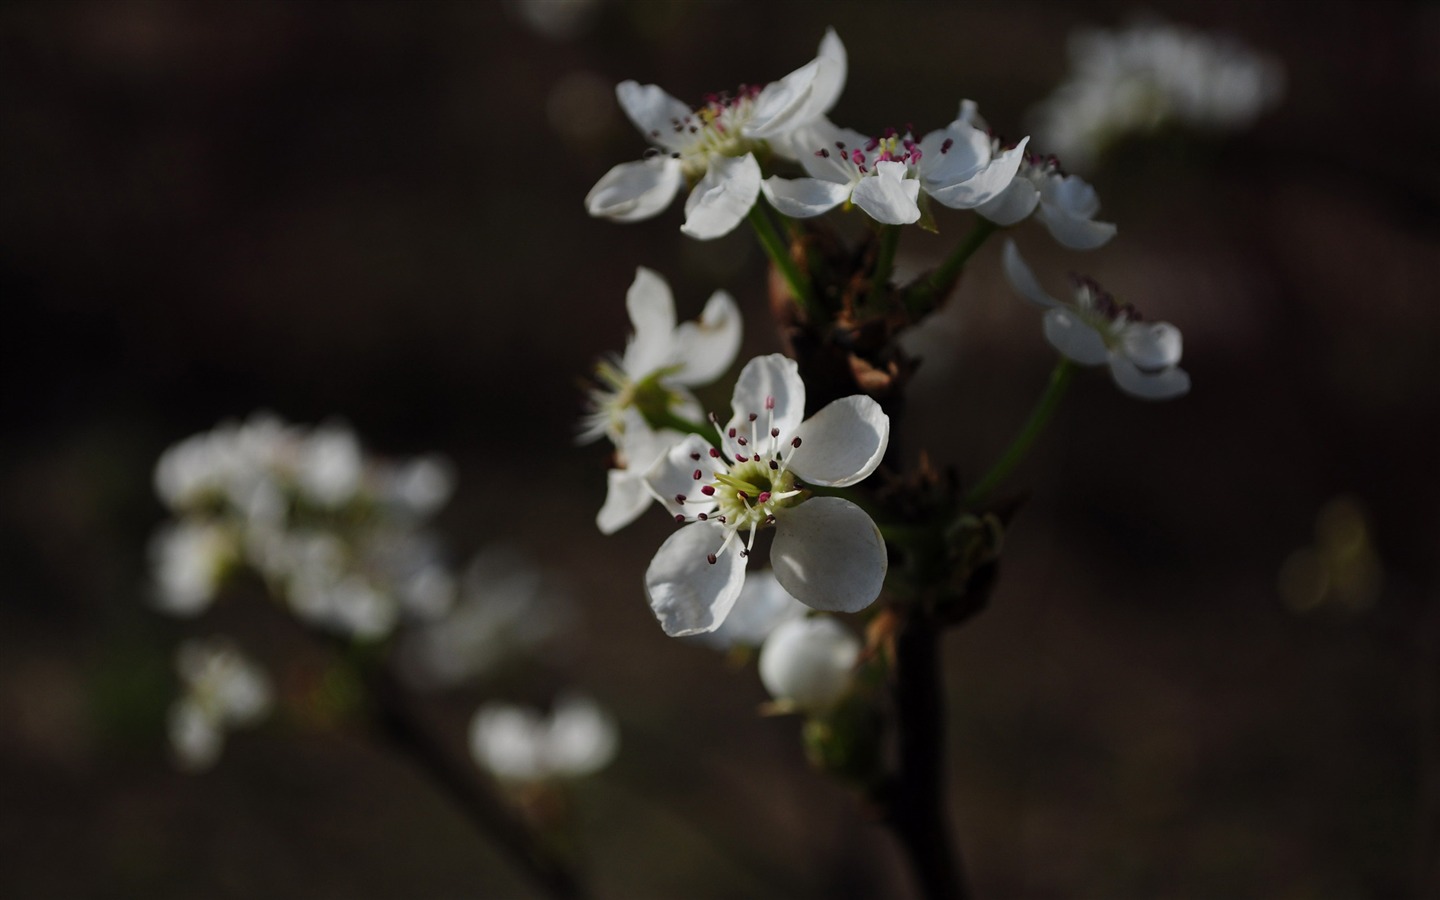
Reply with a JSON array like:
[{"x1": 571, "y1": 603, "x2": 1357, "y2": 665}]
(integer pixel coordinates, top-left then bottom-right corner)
[
  {"x1": 925, "y1": 136, "x2": 1030, "y2": 209},
  {"x1": 615, "y1": 80, "x2": 692, "y2": 151},
  {"x1": 681, "y1": 153, "x2": 761, "y2": 240},
  {"x1": 1043, "y1": 308, "x2": 1110, "y2": 365},
  {"x1": 745, "y1": 29, "x2": 847, "y2": 139},
  {"x1": 645, "y1": 523, "x2": 747, "y2": 636},
  {"x1": 694, "y1": 569, "x2": 807, "y2": 650},
  {"x1": 850, "y1": 160, "x2": 921, "y2": 224},
  {"x1": 727, "y1": 354, "x2": 806, "y2": 456},
  {"x1": 585, "y1": 157, "x2": 683, "y2": 223},
  {"x1": 1036, "y1": 204, "x2": 1117, "y2": 250},
  {"x1": 789, "y1": 396, "x2": 889, "y2": 487},
  {"x1": 545, "y1": 695, "x2": 619, "y2": 777},
  {"x1": 976, "y1": 178, "x2": 1041, "y2": 226},
  {"x1": 671, "y1": 290, "x2": 742, "y2": 386},
  {"x1": 1120, "y1": 321, "x2": 1183, "y2": 372},
  {"x1": 597, "y1": 468, "x2": 655, "y2": 535},
  {"x1": 758, "y1": 616, "x2": 860, "y2": 713},
  {"x1": 620, "y1": 266, "x2": 677, "y2": 376},
  {"x1": 761, "y1": 175, "x2": 853, "y2": 219},
  {"x1": 1109, "y1": 357, "x2": 1191, "y2": 400},
  {"x1": 771, "y1": 497, "x2": 886, "y2": 614},
  {"x1": 643, "y1": 433, "x2": 721, "y2": 519},
  {"x1": 1001, "y1": 240, "x2": 1061, "y2": 308}
]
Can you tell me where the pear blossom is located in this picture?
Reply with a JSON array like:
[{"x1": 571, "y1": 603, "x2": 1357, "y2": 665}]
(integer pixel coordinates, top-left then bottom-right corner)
[
  {"x1": 470, "y1": 694, "x2": 619, "y2": 783},
  {"x1": 643, "y1": 354, "x2": 889, "y2": 637},
  {"x1": 1002, "y1": 240, "x2": 1190, "y2": 399},
  {"x1": 758, "y1": 616, "x2": 861, "y2": 713},
  {"x1": 149, "y1": 520, "x2": 238, "y2": 617},
  {"x1": 168, "y1": 638, "x2": 272, "y2": 772},
  {"x1": 1029, "y1": 18, "x2": 1285, "y2": 172},
  {"x1": 581, "y1": 267, "x2": 742, "y2": 534},
  {"x1": 761, "y1": 116, "x2": 1028, "y2": 226},
  {"x1": 585, "y1": 29, "x2": 846, "y2": 239},
  {"x1": 957, "y1": 102, "x2": 1116, "y2": 250}
]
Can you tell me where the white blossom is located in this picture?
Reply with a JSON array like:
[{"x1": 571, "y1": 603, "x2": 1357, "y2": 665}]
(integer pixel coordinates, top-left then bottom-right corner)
[
  {"x1": 758, "y1": 616, "x2": 861, "y2": 714},
  {"x1": 643, "y1": 354, "x2": 889, "y2": 637},
  {"x1": 168, "y1": 638, "x2": 272, "y2": 772},
  {"x1": 1029, "y1": 18, "x2": 1285, "y2": 172},
  {"x1": 469, "y1": 694, "x2": 618, "y2": 783},
  {"x1": 585, "y1": 29, "x2": 846, "y2": 239},
  {"x1": 1002, "y1": 240, "x2": 1190, "y2": 400},
  {"x1": 149, "y1": 521, "x2": 237, "y2": 617},
  {"x1": 762, "y1": 115, "x2": 1027, "y2": 226},
  {"x1": 581, "y1": 267, "x2": 742, "y2": 535},
  {"x1": 691, "y1": 568, "x2": 808, "y2": 651}
]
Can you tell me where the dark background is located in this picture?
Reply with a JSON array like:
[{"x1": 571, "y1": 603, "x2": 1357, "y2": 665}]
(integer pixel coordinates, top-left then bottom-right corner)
[{"x1": 2, "y1": 1, "x2": 1437, "y2": 897}]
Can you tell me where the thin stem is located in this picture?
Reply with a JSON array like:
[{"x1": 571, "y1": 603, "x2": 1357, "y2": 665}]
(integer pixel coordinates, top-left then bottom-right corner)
[
  {"x1": 912, "y1": 218, "x2": 998, "y2": 313},
  {"x1": 866, "y1": 224, "x2": 902, "y2": 310},
  {"x1": 747, "y1": 204, "x2": 820, "y2": 319},
  {"x1": 643, "y1": 406, "x2": 721, "y2": 449},
  {"x1": 965, "y1": 357, "x2": 1075, "y2": 506},
  {"x1": 365, "y1": 664, "x2": 590, "y2": 900},
  {"x1": 884, "y1": 605, "x2": 971, "y2": 900}
]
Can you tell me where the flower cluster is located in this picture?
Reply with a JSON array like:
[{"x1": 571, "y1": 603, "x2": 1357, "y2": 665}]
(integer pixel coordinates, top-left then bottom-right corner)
[
  {"x1": 1028, "y1": 17, "x2": 1285, "y2": 172},
  {"x1": 151, "y1": 414, "x2": 456, "y2": 638},
  {"x1": 167, "y1": 638, "x2": 273, "y2": 772},
  {"x1": 469, "y1": 693, "x2": 619, "y2": 785}
]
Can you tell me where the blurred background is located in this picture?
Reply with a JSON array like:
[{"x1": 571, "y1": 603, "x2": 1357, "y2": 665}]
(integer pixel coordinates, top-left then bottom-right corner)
[{"x1": 2, "y1": 0, "x2": 1437, "y2": 897}]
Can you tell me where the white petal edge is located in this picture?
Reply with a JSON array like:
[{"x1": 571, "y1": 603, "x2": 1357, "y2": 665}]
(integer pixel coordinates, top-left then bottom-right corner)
[
  {"x1": 976, "y1": 178, "x2": 1040, "y2": 226},
  {"x1": 1120, "y1": 321, "x2": 1183, "y2": 372},
  {"x1": 597, "y1": 468, "x2": 654, "y2": 535},
  {"x1": 1109, "y1": 358, "x2": 1192, "y2": 400},
  {"x1": 645, "y1": 523, "x2": 747, "y2": 636},
  {"x1": 615, "y1": 81, "x2": 692, "y2": 152},
  {"x1": 1001, "y1": 240, "x2": 1061, "y2": 309},
  {"x1": 620, "y1": 266, "x2": 677, "y2": 377},
  {"x1": 585, "y1": 157, "x2": 683, "y2": 223},
  {"x1": 770, "y1": 497, "x2": 887, "y2": 614},
  {"x1": 789, "y1": 395, "x2": 889, "y2": 487},
  {"x1": 761, "y1": 175, "x2": 852, "y2": 219},
  {"x1": 1036, "y1": 205, "x2": 1117, "y2": 250},
  {"x1": 1043, "y1": 309, "x2": 1110, "y2": 366},
  {"x1": 926, "y1": 136, "x2": 1030, "y2": 210},
  {"x1": 745, "y1": 29, "x2": 847, "y2": 139},
  {"x1": 671, "y1": 290, "x2": 742, "y2": 386},
  {"x1": 850, "y1": 161, "x2": 921, "y2": 225},
  {"x1": 643, "y1": 433, "x2": 722, "y2": 520},
  {"x1": 727, "y1": 354, "x2": 805, "y2": 456},
  {"x1": 681, "y1": 153, "x2": 761, "y2": 240}
]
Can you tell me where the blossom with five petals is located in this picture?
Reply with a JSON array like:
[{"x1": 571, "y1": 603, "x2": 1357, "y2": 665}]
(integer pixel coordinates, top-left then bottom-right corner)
[
  {"x1": 585, "y1": 29, "x2": 846, "y2": 239},
  {"x1": 1002, "y1": 240, "x2": 1190, "y2": 399},
  {"x1": 761, "y1": 116, "x2": 1028, "y2": 226},
  {"x1": 643, "y1": 354, "x2": 889, "y2": 636},
  {"x1": 581, "y1": 267, "x2": 742, "y2": 534}
]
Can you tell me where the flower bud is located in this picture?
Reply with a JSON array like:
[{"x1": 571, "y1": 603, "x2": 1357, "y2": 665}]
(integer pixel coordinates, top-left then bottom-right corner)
[{"x1": 758, "y1": 616, "x2": 860, "y2": 713}]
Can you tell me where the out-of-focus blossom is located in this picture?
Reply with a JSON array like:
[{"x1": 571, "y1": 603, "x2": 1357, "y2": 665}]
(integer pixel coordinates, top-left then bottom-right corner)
[
  {"x1": 510, "y1": 0, "x2": 601, "y2": 41},
  {"x1": 643, "y1": 354, "x2": 889, "y2": 636},
  {"x1": 168, "y1": 638, "x2": 272, "y2": 772},
  {"x1": 1029, "y1": 18, "x2": 1284, "y2": 172},
  {"x1": 469, "y1": 694, "x2": 618, "y2": 783},
  {"x1": 758, "y1": 616, "x2": 860, "y2": 714},
  {"x1": 1002, "y1": 241, "x2": 1190, "y2": 400},
  {"x1": 397, "y1": 547, "x2": 574, "y2": 689},
  {"x1": 581, "y1": 267, "x2": 742, "y2": 535},
  {"x1": 150, "y1": 414, "x2": 458, "y2": 640},
  {"x1": 762, "y1": 115, "x2": 1027, "y2": 226},
  {"x1": 586, "y1": 29, "x2": 846, "y2": 239},
  {"x1": 149, "y1": 521, "x2": 238, "y2": 617}
]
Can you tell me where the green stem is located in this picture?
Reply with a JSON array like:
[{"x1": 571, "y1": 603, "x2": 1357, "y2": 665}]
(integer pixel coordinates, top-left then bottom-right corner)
[
  {"x1": 867, "y1": 224, "x2": 902, "y2": 310},
  {"x1": 965, "y1": 358, "x2": 1075, "y2": 506},
  {"x1": 643, "y1": 407, "x2": 720, "y2": 449},
  {"x1": 912, "y1": 218, "x2": 998, "y2": 313},
  {"x1": 747, "y1": 204, "x2": 819, "y2": 319}
]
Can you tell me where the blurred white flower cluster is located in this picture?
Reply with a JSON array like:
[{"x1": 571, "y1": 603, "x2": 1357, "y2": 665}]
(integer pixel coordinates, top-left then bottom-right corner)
[
  {"x1": 167, "y1": 637, "x2": 272, "y2": 772},
  {"x1": 1029, "y1": 17, "x2": 1284, "y2": 172},
  {"x1": 470, "y1": 693, "x2": 619, "y2": 784},
  {"x1": 150, "y1": 413, "x2": 456, "y2": 639}
]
